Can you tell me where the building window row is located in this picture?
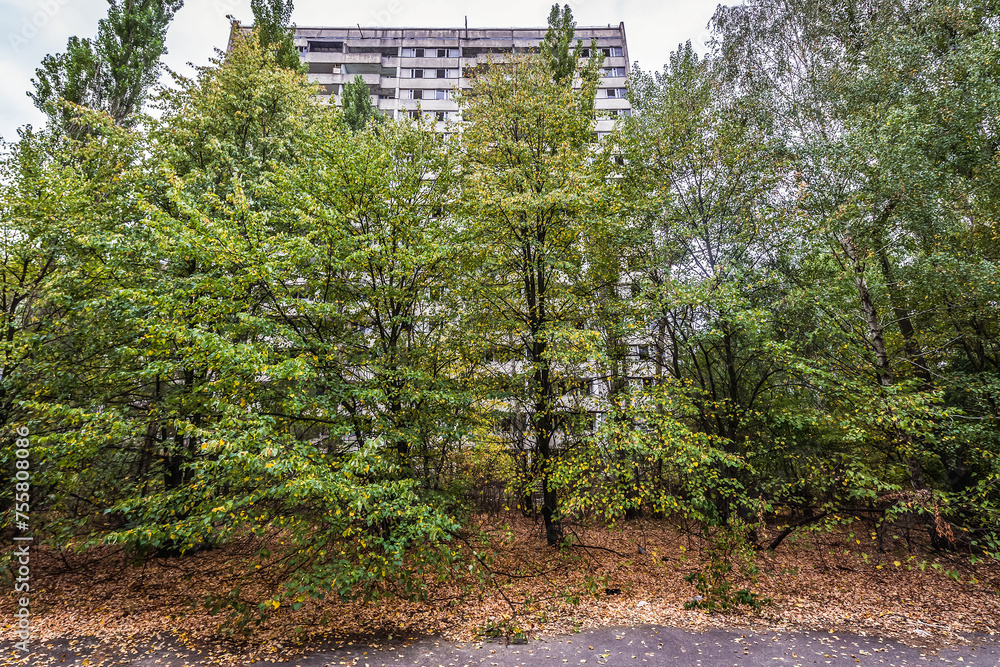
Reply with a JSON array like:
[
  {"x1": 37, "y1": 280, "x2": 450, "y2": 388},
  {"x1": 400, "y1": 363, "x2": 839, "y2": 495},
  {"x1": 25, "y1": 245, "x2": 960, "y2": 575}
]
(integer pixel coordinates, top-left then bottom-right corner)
[
  {"x1": 402, "y1": 47, "x2": 461, "y2": 58},
  {"x1": 597, "y1": 108, "x2": 631, "y2": 117},
  {"x1": 582, "y1": 46, "x2": 624, "y2": 58},
  {"x1": 371, "y1": 46, "x2": 624, "y2": 59},
  {"x1": 406, "y1": 110, "x2": 451, "y2": 122},
  {"x1": 406, "y1": 89, "x2": 451, "y2": 100},
  {"x1": 308, "y1": 41, "x2": 344, "y2": 52},
  {"x1": 408, "y1": 68, "x2": 458, "y2": 79}
]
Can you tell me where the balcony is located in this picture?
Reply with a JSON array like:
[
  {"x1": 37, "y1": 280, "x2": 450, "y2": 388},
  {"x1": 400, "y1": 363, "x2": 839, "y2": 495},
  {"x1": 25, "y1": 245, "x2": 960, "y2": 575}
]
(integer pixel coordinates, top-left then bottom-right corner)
[
  {"x1": 397, "y1": 78, "x2": 459, "y2": 89},
  {"x1": 303, "y1": 52, "x2": 383, "y2": 65},
  {"x1": 310, "y1": 72, "x2": 381, "y2": 87},
  {"x1": 399, "y1": 57, "x2": 463, "y2": 69}
]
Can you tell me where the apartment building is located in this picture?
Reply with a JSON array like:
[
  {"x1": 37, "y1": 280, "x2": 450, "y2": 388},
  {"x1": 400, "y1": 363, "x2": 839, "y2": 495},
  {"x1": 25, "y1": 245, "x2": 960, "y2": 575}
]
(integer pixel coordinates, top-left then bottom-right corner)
[{"x1": 293, "y1": 24, "x2": 632, "y2": 135}]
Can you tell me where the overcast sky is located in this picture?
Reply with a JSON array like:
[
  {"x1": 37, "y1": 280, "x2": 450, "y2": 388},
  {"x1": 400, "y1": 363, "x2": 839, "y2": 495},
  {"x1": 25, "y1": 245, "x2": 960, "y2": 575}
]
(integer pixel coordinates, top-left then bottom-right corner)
[{"x1": 0, "y1": 0, "x2": 723, "y2": 141}]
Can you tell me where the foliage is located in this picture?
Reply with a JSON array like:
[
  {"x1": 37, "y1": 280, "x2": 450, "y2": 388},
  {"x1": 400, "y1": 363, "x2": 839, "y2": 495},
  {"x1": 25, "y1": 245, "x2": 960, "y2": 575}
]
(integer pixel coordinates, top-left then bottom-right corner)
[
  {"x1": 2, "y1": 0, "x2": 1000, "y2": 637},
  {"x1": 29, "y1": 0, "x2": 184, "y2": 136},
  {"x1": 5, "y1": 34, "x2": 465, "y2": 630},
  {"x1": 251, "y1": 0, "x2": 300, "y2": 71},
  {"x1": 458, "y1": 49, "x2": 607, "y2": 545},
  {"x1": 341, "y1": 75, "x2": 381, "y2": 131},
  {"x1": 683, "y1": 519, "x2": 767, "y2": 613},
  {"x1": 541, "y1": 4, "x2": 583, "y2": 83}
]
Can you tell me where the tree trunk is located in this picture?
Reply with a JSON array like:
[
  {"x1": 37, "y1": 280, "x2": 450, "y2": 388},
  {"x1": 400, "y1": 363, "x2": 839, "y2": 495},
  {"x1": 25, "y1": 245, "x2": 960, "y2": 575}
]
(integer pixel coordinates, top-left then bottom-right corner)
[{"x1": 841, "y1": 235, "x2": 893, "y2": 386}]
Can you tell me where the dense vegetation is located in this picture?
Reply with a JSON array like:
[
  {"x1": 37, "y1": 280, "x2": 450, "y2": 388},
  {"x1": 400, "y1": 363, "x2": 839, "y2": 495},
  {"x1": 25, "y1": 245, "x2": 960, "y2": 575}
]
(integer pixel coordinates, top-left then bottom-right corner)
[{"x1": 2, "y1": 0, "x2": 998, "y2": 629}]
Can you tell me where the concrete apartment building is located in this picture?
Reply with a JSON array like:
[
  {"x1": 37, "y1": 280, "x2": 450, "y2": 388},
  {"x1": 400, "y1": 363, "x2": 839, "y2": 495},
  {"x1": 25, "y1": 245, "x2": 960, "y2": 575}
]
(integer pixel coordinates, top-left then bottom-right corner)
[{"x1": 292, "y1": 24, "x2": 632, "y2": 135}]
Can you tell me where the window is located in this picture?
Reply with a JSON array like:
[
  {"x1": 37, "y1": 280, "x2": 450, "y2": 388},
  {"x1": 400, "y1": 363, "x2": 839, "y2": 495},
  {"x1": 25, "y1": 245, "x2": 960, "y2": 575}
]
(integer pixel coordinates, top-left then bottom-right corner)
[
  {"x1": 411, "y1": 69, "x2": 424, "y2": 78},
  {"x1": 630, "y1": 345, "x2": 652, "y2": 361},
  {"x1": 412, "y1": 89, "x2": 448, "y2": 100},
  {"x1": 605, "y1": 88, "x2": 627, "y2": 98},
  {"x1": 434, "y1": 111, "x2": 447, "y2": 122},
  {"x1": 436, "y1": 68, "x2": 447, "y2": 78},
  {"x1": 604, "y1": 67, "x2": 626, "y2": 77},
  {"x1": 408, "y1": 110, "x2": 420, "y2": 119},
  {"x1": 309, "y1": 41, "x2": 343, "y2": 52},
  {"x1": 584, "y1": 47, "x2": 623, "y2": 58},
  {"x1": 403, "y1": 47, "x2": 459, "y2": 58}
]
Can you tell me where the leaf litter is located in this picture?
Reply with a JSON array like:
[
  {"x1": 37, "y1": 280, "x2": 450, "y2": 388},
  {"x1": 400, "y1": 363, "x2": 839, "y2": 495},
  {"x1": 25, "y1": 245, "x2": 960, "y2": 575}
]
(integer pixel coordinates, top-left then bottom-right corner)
[{"x1": 1, "y1": 514, "x2": 997, "y2": 665}]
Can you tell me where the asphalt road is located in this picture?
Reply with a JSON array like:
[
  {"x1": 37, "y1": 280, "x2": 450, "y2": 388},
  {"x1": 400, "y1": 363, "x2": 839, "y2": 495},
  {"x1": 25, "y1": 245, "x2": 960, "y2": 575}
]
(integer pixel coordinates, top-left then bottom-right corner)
[{"x1": 3, "y1": 625, "x2": 999, "y2": 666}]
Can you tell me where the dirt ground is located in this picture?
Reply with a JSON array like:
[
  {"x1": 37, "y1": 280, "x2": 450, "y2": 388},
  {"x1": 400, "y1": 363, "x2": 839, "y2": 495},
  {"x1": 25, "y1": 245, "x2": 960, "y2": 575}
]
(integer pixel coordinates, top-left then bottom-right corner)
[{"x1": 1, "y1": 514, "x2": 998, "y2": 665}]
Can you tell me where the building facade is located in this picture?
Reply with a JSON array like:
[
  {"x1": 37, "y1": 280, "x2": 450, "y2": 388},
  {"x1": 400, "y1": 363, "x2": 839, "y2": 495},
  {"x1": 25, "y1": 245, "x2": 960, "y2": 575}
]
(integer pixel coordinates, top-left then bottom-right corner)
[{"x1": 292, "y1": 24, "x2": 631, "y2": 135}]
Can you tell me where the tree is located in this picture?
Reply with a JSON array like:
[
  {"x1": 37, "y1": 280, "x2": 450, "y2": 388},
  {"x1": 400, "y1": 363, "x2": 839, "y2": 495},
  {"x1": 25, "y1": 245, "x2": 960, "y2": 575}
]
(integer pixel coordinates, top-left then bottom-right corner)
[
  {"x1": 578, "y1": 41, "x2": 792, "y2": 532},
  {"x1": 29, "y1": 0, "x2": 184, "y2": 137},
  {"x1": 711, "y1": 0, "x2": 1000, "y2": 553},
  {"x1": 458, "y1": 49, "x2": 605, "y2": 545},
  {"x1": 251, "y1": 0, "x2": 300, "y2": 71},
  {"x1": 0, "y1": 110, "x2": 150, "y2": 538},
  {"x1": 541, "y1": 4, "x2": 582, "y2": 83},
  {"x1": 269, "y1": 112, "x2": 474, "y2": 489},
  {"x1": 341, "y1": 75, "x2": 379, "y2": 131},
  {"x1": 13, "y1": 33, "x2": 469, "y2": 629},
  {"x1": 18, "y1": 33, "x2": 323, "y2": 553}
]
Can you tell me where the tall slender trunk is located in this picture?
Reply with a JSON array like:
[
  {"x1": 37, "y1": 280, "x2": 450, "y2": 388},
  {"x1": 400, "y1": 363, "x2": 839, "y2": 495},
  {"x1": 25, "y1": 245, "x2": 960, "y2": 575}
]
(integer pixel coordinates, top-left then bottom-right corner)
[
  {"x1": 533, "y1": 342, "x2": 561, "y2": 546},
  {"x1": 526, "y1": 220, "x2": 561, "y2": 546},
  {"x1": 841, "y1": 235, "x2": 893, "y2": 386},
  {"x1": 841, "y1": 235, "x2": 949, "y2": 547},
  {"x1": 876, "y1": 245, "x2": 931, "y2": 386}
]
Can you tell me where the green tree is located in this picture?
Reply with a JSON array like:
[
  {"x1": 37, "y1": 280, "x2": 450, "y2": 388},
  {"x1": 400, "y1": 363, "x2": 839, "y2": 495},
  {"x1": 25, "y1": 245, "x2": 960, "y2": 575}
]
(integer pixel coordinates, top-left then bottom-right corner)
[
  {"x1": 458, "y1": 51, "x2": 605, "y2": 546},
  {"x1": 572, "y1": 41, "x2": 790, "y2": 532},
  {"x1": 711, "y1": 0, "x2": 1000, "y2": 553},
  {"x1": 15, "y1": 34, "x2": 467, "y2": 629},
  {"x1": 341, "y1": 75, "x2": 379, "y2": 131},
  {"x1": 269, "y1": 113, "x2": 474, "y2": 489},
  {"x1": 251, "y1": 0, "x2": 300, "y2": 71},
  {"x1": 29, "y1": 0, "x2": 184, "y2": 136},
  {"x1": 541, "y1": 4, "x2": 582, "y2": 83},
  {"x1": 20, "y1": 33, "x2": 322, "y2": 552},
  {"x1": 0, "y1": 112, "x2": 148, "y2": 537}
]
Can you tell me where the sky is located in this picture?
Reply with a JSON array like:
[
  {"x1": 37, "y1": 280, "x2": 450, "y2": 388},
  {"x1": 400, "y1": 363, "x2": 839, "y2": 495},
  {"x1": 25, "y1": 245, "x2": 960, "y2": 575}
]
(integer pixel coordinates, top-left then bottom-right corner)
[{"x1": 0, "y1": 0, "x2": 722, "y2": 141}]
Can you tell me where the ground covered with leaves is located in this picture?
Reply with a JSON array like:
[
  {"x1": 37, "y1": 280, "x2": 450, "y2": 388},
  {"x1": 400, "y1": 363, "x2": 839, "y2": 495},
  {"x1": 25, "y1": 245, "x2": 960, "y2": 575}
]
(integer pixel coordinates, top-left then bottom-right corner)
[{"x1": 2, "y1": 515, "x2": 998, "y2": 665}]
